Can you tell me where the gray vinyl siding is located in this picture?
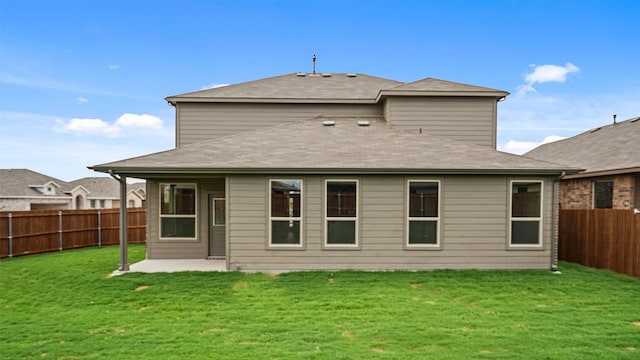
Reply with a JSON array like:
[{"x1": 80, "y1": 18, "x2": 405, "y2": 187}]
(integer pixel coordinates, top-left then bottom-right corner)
[
  {"x1": 176, "y1": 103, "x2": 382, "y2": 146},
  {"x1": 146, "y1": 178, "x2": 224, "y2": 259},
  {"x1": 384, "y1": 97, "x2": 497, "y2": 148},
  {"x1": 226, "y1": 174, "x2": 554, "y2": 271}
]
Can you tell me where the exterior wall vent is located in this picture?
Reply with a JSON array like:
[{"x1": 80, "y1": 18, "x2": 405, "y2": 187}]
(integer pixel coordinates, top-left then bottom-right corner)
[
  {"x1": 323, "y1": 120, "x2": 336, "y2": 126},
  {"x1": 322, "y1": 73, "x2": 332, "y2": 77},
  {"x1": 347, "y1": 73, "x2": 357, "y2": 77},
  {"x1": 296, "y1": 72, "x2": 306, "y2": 77},
  {"x1": 357, "y1": 120, "x2": 370, "y2": 127}
]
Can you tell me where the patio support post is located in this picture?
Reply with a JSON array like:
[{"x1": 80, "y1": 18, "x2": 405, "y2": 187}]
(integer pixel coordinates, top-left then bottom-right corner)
[
  {"x1": 110, "y1": 170, "x2": 129, "y2": 271},
  {"x1": 119, "y1": 175, "x2": 129, "y2": 271}
]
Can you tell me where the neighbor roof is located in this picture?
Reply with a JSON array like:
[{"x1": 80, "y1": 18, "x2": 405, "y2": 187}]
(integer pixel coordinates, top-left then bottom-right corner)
[
  {"x1": 92, "y1": 117, "x2": 577, "y2": 177},
  {"x1": 0, "y1": 169, "x2": 68, "y2": 197},
  {"x1": 0, "y1": 169, "x2": 144, "y2": 199},
  {"x1": 68, "y1": 177, "x2": 121, "y2": 198},
  {"x1": 165, "y1": 73, "x2": 508, "y2": 105},
  {"x1": 525, "y1": 117, "x2": 640, "y2": 178}
]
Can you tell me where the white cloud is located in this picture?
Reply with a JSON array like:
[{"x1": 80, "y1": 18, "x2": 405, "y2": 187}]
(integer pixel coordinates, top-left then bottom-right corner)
[
  {"x1": 108, "y1": 63, "x2": 120, "y2": 70},
  {"x1": 56, "y1": 118, "x2": 121, "y2": 137},
  {"x1": 201, "y1": 83, "x2": 230, "y2": 90},
  {"x1": 500, "y1": 135, "x2": 566, "y2": 155},
  {"x1": 115, "y1": 113, "x2": 163, "y2": 130},
  {"x1": 517, "y1": 62, "x2": 580, "y2": 96},
  {"x1": 77, "y1": 97, "x2": 88, "y2": 104},
  {"x1": 55, "y1": 113, "x2": 166, "y2": 137}
]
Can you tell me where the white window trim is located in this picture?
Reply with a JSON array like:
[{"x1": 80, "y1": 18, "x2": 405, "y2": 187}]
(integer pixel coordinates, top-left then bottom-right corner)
[
  {"x1": 406, "y1": 180, "x2": 441, "y2": 248},
  {"x1": 159, "y1": 182, "x2": 198, "y2": 241},
  {"x1": 212, "y1": 198, "x2": 225, "y2": 227},
  {"x1": 508, "y1": 180, "x2": 543, "y2": 248},
  {"x1": 324, "y1": 179, "x2": 359, "y2": 248},
  {"x1": 268, "y1": 179, "x2": 303, "y2": 247}
]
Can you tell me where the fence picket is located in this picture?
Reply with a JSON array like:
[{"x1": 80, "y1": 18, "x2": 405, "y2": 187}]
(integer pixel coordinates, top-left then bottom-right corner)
[
  {"x1": 559, "y1": 209, "x2": 639, "y2": 278},
  {"x1": 0, "y1": 208, "x2": 146, "y2": 258}
]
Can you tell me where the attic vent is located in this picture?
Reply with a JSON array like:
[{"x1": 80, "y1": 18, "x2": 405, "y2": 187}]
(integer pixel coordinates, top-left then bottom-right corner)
[
  {"x1": 590, "y1": 127, "x2": 602, "y2": 133},
  {"x1": 296, "y1": 72, "x2": 306, "y2": 77},
  {"x1": 357, "y1": 120, "x2": 370, "y2": 126},
  {"x1": 323, "y1": 120, "x2": 335, "y2": 126},
  {"x1": 631, "y1": 117, "x2": 640, "y2": 123},
  {"x1": 322, "y1": 73, "x2": 332, "y2": 77},
  {"x1": 347, "y1": 73, "x2": 357, "y2": 77}
]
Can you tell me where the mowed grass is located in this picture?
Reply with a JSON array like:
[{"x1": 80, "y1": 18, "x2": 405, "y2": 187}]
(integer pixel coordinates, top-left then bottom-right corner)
[{"x1": 1, "y1": 245, "x2": 639, "y2": 359}]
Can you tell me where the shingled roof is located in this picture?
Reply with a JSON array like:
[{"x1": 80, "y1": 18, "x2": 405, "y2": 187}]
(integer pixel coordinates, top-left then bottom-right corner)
[
  {"x1": 0, "y1": 169, "x2": 68, "y2": 197},
  {"x1": 525, "y1": 116, "x2": 640, "y2": 178},
  {"x1": 92, "y1": 117, "x2": 576, "y2": 177},
  {"x1": 166, "y1": 73, "x2": 403, "y2": 104},
  {"x1": 165, "y1": 73, "x2": 508, "y2": 105}
]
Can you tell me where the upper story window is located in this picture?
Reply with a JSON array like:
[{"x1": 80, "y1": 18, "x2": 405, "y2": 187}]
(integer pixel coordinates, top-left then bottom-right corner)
[
  {"x1": 160, "y1": 183, "x2": 197, "y2": 240},
  {"x1": 593, "y1": 180, "x2": 613, "y2": 209},
  {"x1": 269, "y1": 180, "x2": 302, "y2": 246},
  {"x1": 325, "y1": 180, "x2": 358, "y2": 247},
  {"x1": 509, "y1": 180, "x2": 543, "y2": 247},
  {"x1": 407, "y1": 180, "x2": 440, "y2": 247}
]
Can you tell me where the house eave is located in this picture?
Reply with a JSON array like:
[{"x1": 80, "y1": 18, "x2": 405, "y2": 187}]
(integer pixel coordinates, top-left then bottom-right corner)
[
  {"x1": 562, "y1": 166, "x2": 640, "y2": 180},
  {"x1": 91, "y1": 166, "x2": 576, "y2": 178},
  {"x1": 376, "y1": 90, "x2": 510, "y2": 102},
  {"x1": 165, "y1": 97, "x2": 377, "y2": 106}
]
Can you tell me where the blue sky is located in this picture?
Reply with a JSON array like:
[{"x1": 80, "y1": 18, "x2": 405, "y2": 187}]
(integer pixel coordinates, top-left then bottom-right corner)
[{"x1": 1, "y1": 0, "x2": 639, "y2": 181}]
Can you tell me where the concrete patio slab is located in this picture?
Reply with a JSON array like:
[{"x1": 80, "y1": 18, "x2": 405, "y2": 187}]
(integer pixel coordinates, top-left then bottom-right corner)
[{"x1": 111, "y1": 259, "x2": 227, "y2": 276}]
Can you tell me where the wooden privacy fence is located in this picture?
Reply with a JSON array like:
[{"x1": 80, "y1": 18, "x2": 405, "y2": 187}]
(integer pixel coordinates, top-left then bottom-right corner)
[
  {"x1": 0, "y1": 208, "x2": 146, "y2": 259},
  {"x1": 559, "y1": 209, "x2": 640, "y2": 278}
]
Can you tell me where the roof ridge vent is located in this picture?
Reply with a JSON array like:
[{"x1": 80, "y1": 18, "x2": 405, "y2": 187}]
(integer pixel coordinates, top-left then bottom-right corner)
[
  {"x1": 296, "y1": 72, "x2": 306, "y2": 77},
  {"x1": 357, "y1": 120, "x2": 370, "y2": 126},
  {"x1": 322, "y1": 73, "x2": 332, "y2": 77},
  {"x1": 347, "y1": 73, "x2": 357, "y2": 77},
  {"x1": 590, "y1": 127, "x2": 601, "y2": 133},
  {"x1": 322, "y1": 120, "x2": 335, "y2": 126}
]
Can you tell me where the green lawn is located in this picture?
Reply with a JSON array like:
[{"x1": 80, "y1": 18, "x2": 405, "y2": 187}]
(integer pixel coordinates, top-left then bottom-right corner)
[{"x1": 1, "y1": 245, "x2": 639, "y2": 359}]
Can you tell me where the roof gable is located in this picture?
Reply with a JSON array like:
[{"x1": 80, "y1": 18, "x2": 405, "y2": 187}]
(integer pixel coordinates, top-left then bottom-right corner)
[
  {"x1": 525, "y1": 117, "x2": 640, "y2": 176},
  {"x1": 378, "y1": 77, "x2": 509, "y2": 99},
  {"x1": 68, "y1": 177, "x2": 121, "y2": 198}
]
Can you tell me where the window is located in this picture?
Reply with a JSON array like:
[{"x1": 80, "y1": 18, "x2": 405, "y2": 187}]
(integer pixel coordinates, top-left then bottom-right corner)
[
  {"x1": 90, "y1": 199, "x2": 96, "y2": 208},
  {"x1": 325, "y1": 180, "x2": 358, "y2": 246},
  {"x1": 509, "y1": 180, "x2": 543, "y2": 246},
  {"x1": 593, "y1": 180, "x2": 613, "y2": 208},
  {"x1": 128, "y1": 200, "x2": 135, "y2": 208},
  {"x1": 407, "y1": 180, "x2": 440, "y2": 247},
  {"x1": 160, "y1": 183, "x2": 197, "y2": 240},
  {"x1": 213, "y1": 198, "x2": 225, "y2": 226},
  {"x1": 100, "y1": 200, "x2": 105, "y2": 208},
  {"x1": 269, "y1": 180, "x2": 302, "y2": 246}
]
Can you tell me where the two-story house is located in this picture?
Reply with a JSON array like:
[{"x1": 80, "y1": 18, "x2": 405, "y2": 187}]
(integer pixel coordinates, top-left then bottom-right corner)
[{"x1": 92, "y1": 72, "x2": 577, "y2": 271}]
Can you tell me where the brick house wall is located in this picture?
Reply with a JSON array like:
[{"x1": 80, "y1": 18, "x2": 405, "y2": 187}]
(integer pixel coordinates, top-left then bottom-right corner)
[{"x1": 559, "y1": 173, "x2": 638, "y2": 209}]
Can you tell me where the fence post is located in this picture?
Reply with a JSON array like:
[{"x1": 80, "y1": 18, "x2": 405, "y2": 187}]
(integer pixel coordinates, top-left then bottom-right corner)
[
  {"x1": 58, "y1": 210, "x2": 63, "y2": 252},
  {"x1": 97, "y1": 210, "x2": 102, "y2": 247},
  {"x1": 8, "y1": 213, "x2": 12, "y2": 258}
]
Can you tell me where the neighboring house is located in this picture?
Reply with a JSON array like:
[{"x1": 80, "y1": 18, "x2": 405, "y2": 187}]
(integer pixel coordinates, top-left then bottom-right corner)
[
  {"x1": 525, "y1": 117, "x2": 640, "y2": 210},
  {"x1": 0, "y1": 169, "x2": 146, "y2": 211},
  {"x1": 92, "y1": 72, "x2": 578, "y2": 271}
]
